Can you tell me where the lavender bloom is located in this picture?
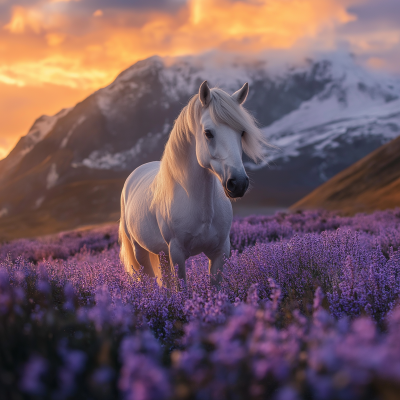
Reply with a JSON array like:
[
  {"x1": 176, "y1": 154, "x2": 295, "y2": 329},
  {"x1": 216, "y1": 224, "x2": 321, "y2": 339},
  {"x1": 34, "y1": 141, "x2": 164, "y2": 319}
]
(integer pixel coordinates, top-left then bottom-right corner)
[
  {"x1": 119, "y1": 335, "x2": 170, "y2": 400},
  {"x1": 0, "y1": 209, "x2": 400, "y2": 398},
  {"x1": 0, "y1": 268, "x2": 11, "y2": 315},
  {"x1": 52, "y1": 340, "x2": 87, "y2": 399},
  {"x1": 20, "y1": 355, "x2": 48, "y2": 395},
  {"x1": 63, "y1": 282, "x2": 75, "y2": 311}
]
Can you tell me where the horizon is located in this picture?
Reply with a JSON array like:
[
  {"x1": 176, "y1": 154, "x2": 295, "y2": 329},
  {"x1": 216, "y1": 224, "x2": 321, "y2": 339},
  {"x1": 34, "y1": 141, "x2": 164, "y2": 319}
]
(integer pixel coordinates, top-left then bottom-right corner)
[{"x1": 1, "y1": 0, "x2": 400, "y2": 160}]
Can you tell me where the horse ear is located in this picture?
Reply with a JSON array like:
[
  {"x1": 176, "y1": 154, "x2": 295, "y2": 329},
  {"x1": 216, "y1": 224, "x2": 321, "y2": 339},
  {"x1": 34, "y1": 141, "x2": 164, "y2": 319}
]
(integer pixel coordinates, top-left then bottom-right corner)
[
  {"x1": 199, "y1": 80, "x2": 211, "y2": 107},
  {"x1": 231, "y1": 82, "x2": 249, "y2": 105}
]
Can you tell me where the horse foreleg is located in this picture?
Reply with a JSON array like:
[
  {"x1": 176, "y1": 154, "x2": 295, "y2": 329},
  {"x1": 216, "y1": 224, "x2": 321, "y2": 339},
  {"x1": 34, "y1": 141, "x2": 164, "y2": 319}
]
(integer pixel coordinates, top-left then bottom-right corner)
[
  {"x1": 207, "y1": 237, "x2": 230, "y2": 287},
  {"x1": 169, "y1": 239, "x2": 187, "y2": 284}
]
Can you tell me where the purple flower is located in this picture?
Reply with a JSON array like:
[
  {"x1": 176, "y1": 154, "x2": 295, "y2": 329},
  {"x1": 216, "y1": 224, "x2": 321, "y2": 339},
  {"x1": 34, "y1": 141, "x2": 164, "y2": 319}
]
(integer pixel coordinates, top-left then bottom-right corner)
[
  {"x1": 20, "y1": 355, "x2": 48, "y2": 395},
  {"x1": 119, "y1": 335, "x2": 170, "y2": 400}
]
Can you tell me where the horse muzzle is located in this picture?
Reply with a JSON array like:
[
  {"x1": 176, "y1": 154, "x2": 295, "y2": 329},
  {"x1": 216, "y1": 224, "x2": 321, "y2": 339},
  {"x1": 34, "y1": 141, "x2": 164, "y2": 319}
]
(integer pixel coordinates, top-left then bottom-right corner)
[{"x1": 224, "y1": 175, "x2": 249, "y2": 198}]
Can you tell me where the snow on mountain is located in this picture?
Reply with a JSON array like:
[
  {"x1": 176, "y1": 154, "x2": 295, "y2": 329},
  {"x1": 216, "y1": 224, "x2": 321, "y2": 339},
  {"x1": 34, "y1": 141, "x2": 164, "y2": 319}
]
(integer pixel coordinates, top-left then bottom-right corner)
[
  {"x1": 158, "y1": 55, "x2": 266, "y2": 99},
  {"x1": 0, "y1": 108, "x2": 71, "y2": 175},
  {"x1": 27, "y1": 108, "x2": 72, "y2": 146},
  {"x1": 97, "y1": 54, "x2": 266, "y2": 112},
  {"x1": 253, "y1": 53, "x2": 400, "y2": 178},
  {"x1": 93, "y1": 54, "x2": 270, "y2": 141},
  {"x1": 60, "y1": 115, "x2": 86, "y2": 149},
  {"x1": 263, "y1": 97, "x2": 400, "y2": 161},
  {"x1": 74, "y1": 122, "x2": 171, "y2": 170}
]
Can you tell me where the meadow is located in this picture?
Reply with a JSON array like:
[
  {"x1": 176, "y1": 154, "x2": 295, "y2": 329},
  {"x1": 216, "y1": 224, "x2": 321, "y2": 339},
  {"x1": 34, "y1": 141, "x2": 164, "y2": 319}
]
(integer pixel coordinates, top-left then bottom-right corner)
[{"x1": 1, "y1": 209, "x2": 400, "y2": 399}]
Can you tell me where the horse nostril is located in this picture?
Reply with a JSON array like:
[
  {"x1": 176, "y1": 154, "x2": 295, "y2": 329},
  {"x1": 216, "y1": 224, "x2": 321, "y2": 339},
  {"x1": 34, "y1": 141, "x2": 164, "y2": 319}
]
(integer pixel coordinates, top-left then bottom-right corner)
[
  {"x1": 245, "y1": 176, "x2": 249, "y2": 190},
  {"x1": 227, "y1": 178, "x2": 237, "y2": 192}
]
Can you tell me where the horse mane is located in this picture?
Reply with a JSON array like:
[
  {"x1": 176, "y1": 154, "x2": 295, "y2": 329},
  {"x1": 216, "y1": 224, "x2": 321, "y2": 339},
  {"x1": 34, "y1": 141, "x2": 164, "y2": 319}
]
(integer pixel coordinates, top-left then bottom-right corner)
[{"x1": 150, "y1": 87, "x2": 268, "y2": 217}]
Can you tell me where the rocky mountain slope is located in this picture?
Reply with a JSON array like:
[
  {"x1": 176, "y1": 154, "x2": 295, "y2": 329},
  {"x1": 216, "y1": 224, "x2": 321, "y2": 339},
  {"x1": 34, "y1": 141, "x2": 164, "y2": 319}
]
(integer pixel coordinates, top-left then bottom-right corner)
[
  {"x1": 291, "y1": 134, "x2": 400, "y2": 214},
  {"x1": 0, "y1": 52, "x2": 399, "y2": 239}
]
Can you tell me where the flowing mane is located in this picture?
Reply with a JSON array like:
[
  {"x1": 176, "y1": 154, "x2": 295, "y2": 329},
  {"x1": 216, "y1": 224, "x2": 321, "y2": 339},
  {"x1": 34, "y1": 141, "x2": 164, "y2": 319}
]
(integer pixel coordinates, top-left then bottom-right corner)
[{"x1": 150, "y1": 87, "x2": 268, "y2": 216}]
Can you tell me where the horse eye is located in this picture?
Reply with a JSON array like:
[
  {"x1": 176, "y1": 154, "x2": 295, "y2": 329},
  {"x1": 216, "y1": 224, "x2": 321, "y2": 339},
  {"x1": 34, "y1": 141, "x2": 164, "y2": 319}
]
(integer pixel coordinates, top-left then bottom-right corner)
[
  {"x1": 204, "y1": 130, "x2": 214, "y2": 139},
  {"x1": 241, "y1": 131, "x2": 245, "y2": 137}
]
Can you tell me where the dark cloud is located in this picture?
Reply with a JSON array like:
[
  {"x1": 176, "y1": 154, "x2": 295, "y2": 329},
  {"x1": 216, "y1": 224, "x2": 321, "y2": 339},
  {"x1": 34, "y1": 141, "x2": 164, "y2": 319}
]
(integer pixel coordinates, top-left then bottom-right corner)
[
  {"x1": 68, "y1": 0, "x2": 188, "y2": 22},
  {"x1": 0, "y1": 0, "x2": 188, "y2": 25},
  {"x1": 333, "y1": 0, "x2": 400, "y2": 76},
  {"x1": 83, "y1": 0, "x2": 188, "y2": 10},
  {"x1": 0, "y1": 0, "x2": 42, "y2": 24},
  {"x1": 63, "y1": 0, "x2": 188, "y2": 17},
  {"x1": 345, "y1": 0, "x2": 400, "y2": 30}
]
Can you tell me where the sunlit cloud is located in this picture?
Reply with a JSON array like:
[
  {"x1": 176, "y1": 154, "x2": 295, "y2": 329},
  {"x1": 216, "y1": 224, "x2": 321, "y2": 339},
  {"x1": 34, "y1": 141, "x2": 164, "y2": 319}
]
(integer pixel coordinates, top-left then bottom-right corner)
[
  {"x1": 367, "y1": 57, "x2": 386, "y2": 69},
  {"x1": 46, "y1": 32, "x2": 65, "y2": 46},
  {"x1": 0, "y1": 0, "x2": 358, "y2": 90},
  {"x1": 0, "y1": 73, "x2": 25, "y2": 86},
  {"x1": 342, "y1": 29, "x2": 400, "y2": 52},
  {"x1": 3, "y1": 5, "x2": 43, "y2": 33},
  {"x1": 1, "y1": 0, "x2": 400, "y2": 158},
  {"x1": 50, "y1": 0, "x2": 81, "y2": 3},
  {"x1": 0, "y1": 56, "x2": 110, "y2": 88}
]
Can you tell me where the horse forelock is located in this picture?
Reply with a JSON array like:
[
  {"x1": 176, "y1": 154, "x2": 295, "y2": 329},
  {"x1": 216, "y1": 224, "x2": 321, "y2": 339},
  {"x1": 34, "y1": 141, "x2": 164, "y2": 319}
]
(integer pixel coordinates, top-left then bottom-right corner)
[{"x1": 207, "y1": 88, "x2": 268, "y2": 163}]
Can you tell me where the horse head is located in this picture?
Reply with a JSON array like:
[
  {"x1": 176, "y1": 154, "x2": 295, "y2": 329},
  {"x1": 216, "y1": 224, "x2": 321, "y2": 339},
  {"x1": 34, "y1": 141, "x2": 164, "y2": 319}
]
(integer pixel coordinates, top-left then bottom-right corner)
[{"x1": 195, "y1": 81, "x2": 251, "y2": 198}]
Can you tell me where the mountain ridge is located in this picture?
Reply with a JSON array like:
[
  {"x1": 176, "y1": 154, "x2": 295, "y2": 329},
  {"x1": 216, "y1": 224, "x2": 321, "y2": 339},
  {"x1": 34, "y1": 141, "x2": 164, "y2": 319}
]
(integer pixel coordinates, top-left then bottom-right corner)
[{"x1": 0, "y1": 51, "x2": 399, "y2": 240}]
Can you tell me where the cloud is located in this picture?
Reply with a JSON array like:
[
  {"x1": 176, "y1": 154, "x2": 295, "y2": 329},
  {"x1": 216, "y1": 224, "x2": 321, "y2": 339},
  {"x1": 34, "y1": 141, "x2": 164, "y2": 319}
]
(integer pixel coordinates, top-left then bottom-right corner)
[
  {"x1": 81, "y1": 0, "x2": 187, "y2": 11},
  {"x1": 347, "y1": 0, "x2": 400, "y2": 28},
  {"x1": 0, "y1": 0, "x2": 42, "y2": 25},
  {"x1": 334, "y1": 0, "x2": 400, "y2": 73},
  {"x1": 1, "y1": 0, "x2": 400, "y2": 158},
  {"x1": 0, "y1": 0, "x2": 358, "y2": 88},
  {"x1": 3, "y1": 5, "x2": 43, "y2": 33}
]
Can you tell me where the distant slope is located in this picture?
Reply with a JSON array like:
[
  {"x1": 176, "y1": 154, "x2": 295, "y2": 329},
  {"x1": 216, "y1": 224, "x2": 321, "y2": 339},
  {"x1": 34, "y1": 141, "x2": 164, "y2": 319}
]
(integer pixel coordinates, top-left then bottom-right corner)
[
  {"x1": 0, "y1": 178, "x2": 123, "y2": 241},
  {"x1": 291, "y1": 135, "x2": 400, "y2": 214}
]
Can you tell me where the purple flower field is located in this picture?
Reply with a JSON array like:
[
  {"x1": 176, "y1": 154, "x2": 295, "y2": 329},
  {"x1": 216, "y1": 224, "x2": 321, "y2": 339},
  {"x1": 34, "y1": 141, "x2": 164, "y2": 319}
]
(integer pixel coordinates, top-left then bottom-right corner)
[{"x1": 1, "y1": 209, "x2": 400, "y2": 399}]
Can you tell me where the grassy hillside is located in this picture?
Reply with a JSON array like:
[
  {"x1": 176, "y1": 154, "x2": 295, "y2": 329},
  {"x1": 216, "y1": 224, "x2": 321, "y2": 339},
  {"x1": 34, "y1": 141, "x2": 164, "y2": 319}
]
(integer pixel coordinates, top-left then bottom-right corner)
[{"x1": 291, "y1": 135, "x2": 400, "y2": 214}]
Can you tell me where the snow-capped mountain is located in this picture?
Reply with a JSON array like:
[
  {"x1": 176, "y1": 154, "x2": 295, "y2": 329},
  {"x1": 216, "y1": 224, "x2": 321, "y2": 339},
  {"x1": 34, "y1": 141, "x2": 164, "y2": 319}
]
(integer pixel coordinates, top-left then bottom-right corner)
[
  {"x1": 258, "y1": 54, "x2": 400, "y2": 182},
  {"x1": 0, "y1": 52, "x2": 399, "y2": 239}
]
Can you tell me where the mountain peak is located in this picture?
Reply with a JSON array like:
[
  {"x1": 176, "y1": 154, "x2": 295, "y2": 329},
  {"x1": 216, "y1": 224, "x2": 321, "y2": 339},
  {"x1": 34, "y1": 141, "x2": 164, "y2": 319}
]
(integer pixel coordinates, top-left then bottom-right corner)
[{"x1": 114, "y1": 55, "x2": 164, "y2": 84}]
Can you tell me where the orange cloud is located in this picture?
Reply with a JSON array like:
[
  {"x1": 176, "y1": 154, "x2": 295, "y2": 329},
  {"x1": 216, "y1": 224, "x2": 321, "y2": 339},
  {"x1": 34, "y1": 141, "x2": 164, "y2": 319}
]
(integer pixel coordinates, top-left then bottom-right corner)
[
  {"x1": 1, "y1": 0, "x2": 357, "y2": 90},
  {"x1": 4, "y1": 5, "x2": 43, "y2": 34},
  {"x1": 345, "y1": 29, "x2": 400, "y2": 52},
  {"x1": 0, "y1": 0, "x2": 383, "y2": 158}
]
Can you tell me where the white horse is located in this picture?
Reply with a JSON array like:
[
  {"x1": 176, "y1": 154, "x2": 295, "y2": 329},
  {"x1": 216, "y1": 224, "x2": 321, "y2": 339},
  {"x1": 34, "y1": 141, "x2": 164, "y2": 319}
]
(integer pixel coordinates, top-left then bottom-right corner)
[{"x1": 119, "y1": 81, "x2": 267, "y2": 286}]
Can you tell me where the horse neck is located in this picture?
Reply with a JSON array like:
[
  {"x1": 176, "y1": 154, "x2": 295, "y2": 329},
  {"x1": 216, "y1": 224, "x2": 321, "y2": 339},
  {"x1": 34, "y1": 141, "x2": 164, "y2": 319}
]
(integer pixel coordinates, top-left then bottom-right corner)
[{"x1": 176, "y1": 133, "x2": 216, "y2": 212}]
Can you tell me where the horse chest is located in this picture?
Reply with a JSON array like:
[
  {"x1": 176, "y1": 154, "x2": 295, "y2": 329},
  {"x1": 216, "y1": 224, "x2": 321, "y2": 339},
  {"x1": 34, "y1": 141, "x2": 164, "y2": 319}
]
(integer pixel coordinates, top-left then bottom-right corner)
[
  {"x1": 159, "y1": 175, "x2": 232, "y2": 256},
  {"x1": 185, "y1": 221, "x2": 220, "y2": 254},
  {"x1": 180, "y1": 209, "x2": 229, "y2": 255}
]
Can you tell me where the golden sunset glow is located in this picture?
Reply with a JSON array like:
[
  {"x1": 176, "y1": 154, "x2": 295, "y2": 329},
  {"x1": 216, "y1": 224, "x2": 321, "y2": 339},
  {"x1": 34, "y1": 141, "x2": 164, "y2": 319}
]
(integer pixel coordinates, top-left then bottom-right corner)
[{"x1": 1, "y1": 0, "x2": 400, "y2": 159}]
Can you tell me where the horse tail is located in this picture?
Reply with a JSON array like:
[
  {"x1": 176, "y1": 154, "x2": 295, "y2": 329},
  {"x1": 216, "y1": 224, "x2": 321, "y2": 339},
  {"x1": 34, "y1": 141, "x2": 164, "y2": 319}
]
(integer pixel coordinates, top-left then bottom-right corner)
[{"x1": 119, "y1": 192, "x2": 139, "y2": 274}]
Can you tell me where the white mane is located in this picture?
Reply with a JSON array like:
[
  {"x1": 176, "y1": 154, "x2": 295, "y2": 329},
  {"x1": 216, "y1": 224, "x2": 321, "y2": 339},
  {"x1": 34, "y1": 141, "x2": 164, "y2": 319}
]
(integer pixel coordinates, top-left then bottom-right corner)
[{"x1": 150, "y1": 87, "x2": 268, "y2": 216}]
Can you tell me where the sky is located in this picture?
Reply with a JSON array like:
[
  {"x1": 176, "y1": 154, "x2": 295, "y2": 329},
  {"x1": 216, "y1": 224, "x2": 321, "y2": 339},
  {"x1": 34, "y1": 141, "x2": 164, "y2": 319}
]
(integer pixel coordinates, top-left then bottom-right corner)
[{"x1": 1, "y1": 0, "x2": 400, "y2": 160}]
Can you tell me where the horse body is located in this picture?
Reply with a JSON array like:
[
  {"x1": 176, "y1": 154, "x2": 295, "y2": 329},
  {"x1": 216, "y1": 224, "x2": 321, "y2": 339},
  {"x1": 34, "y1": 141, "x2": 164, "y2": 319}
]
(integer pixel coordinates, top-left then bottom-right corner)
[
  {"x1": 119, "y1": 81, "x2": 267, "y2": 285},
  {"x1": 120, "y1": 150, "x2": 232, "y2": 283}
]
